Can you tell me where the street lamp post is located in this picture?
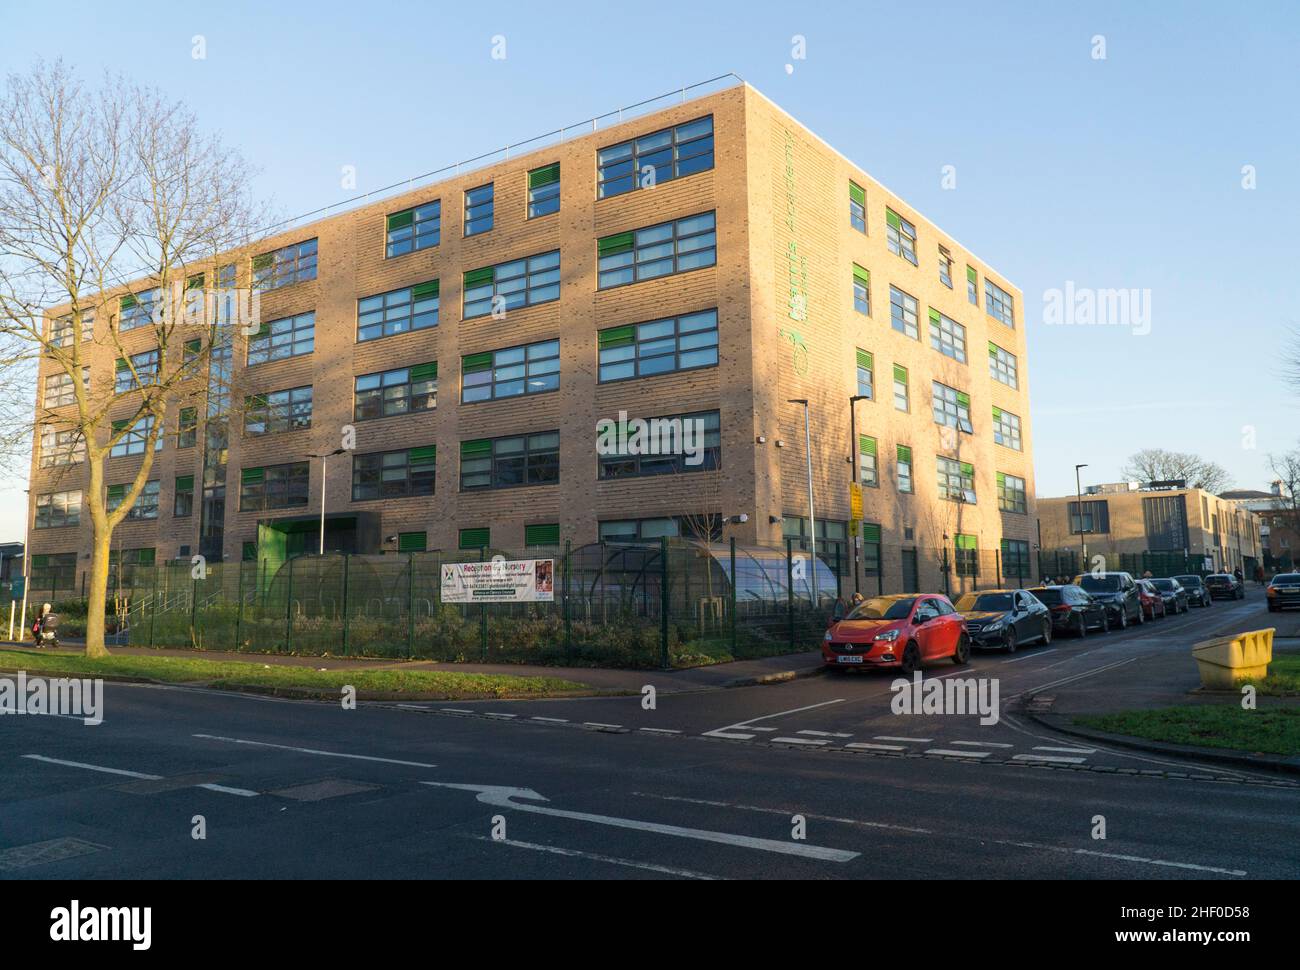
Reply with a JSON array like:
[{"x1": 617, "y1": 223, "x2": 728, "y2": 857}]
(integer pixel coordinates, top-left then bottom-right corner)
[
  {"x1": 12, "y1": 489, "x2": 31, "y2": 641},
  {"x1": 308, "y1": 449, "x2": 346, "y2": 555},
  {"x1": 849, "y1": 394, "x2": 870, "y2": 594},
  {"x1": 789, "y1": 399, "x2": 817, "y2": 604},
  {"x1": 1075, "y1": 463, "x2": 1089, "y2": 574}
]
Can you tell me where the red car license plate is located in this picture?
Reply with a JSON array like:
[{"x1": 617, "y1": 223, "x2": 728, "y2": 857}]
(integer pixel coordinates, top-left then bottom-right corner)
[{"x1": 837, "y1": 655, "x2": 864, "y2": 664}]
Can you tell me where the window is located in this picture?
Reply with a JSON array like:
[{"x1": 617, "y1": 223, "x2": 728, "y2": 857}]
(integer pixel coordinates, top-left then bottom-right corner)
[
  {"x1": 997, "y1": 472, "x2": 1027, "y2": 514},
  {"x1": 985, "y1": 278, "x2": 1015, "y2": 327},
  {"x1": 527, "y1": 163, "x2": 560, "y2": 218},
  {"x1": 107, "y1": 480, "x2": 160, "y2": 520},
  {"x1": 855, "y1": 349, "x2": 874, "y2": 399},
  {"x1": 118, "y1": 289, "x2": 158, "y2": 332},
  {"x1": 886, "y1": 208, "x2": 918, "y2": 265},
  {"x1": 598, "y1": 309, "x2": 718, "y2": 381},
  {"x1": 386, "y1": 201, "x2": 440, "y2": 257},
  {"x1": 597, "y1": 211, "x2": 716, "y2": 289},
  {"x1": 852, "y1": 264, "x2": 870, "y2": 315},
  {"x1": 988, "y1": 342, "x2": 1019, "y2": 389},
  {"x1": 464, "y1": 183, "x2": 494, "y2": 236},
  {"x1": 174, "y1": 475, "x2": 195, "y2": 517},
  {"x1": 600, "y1": 516, "x2": 721, "y2": 542},
  {"x1": 928, "y1": 309, "x2": 967, "y2": 363},
  {"x1": 459, "y1": 527, "x2": 491, "y2": 550},
  {"x1": 248, "y1": 312, "x2": 315, "y2": 364},
  {"x1": 35, "y1": 490, "x2": 81, "y2": 528},
  {"x1": 462, "y1": 340, "x2": 559, "y2": 403},
  {"x1": 897, "y1": 445, "x2": 914, "y2": 493},
  {"x1": 862, "y1": 523, "x2": 882, "y2": 576},
  {"x1": 893, "y1": 364, "x2": 909, "y2": 412},
  {"x1": 937, "y1": 456, "x2": 976, "y2": 504},
  {"x1": 932, "y1": 382, "x2": 974, "y2": 433},
  {"x1": 597, "y1": 116, "x2": 713, "y2": 199},
  {"x1": 598, "y1": 410, "x2": 720, "y2": 479},
  {"x1": 889, "y1": 285, "x2": 919, "y2": 339},
  {"x1": 110, "y1": 416, "x2": 161, "y2": 458},
  {"x1": 239, "y1": 462, "x2": 310, "y2": 511},
  {"x1": 177, "y1": 408, "x2": 198, "y2": 448},
  {"x1": 43, "y1": 369, "x2": 89, "y2": 408},
  {"x1": 463, "y1": 251, "x2": 560, "y2": 318},
  {"x1": 252, "y1": 239, "x2": 317, "y2": 290},
  {"x1": 966, "y1": 265, "x2": 979, "y2": 306},
  {"x1": 39, "y1": 428, "x2": 84, "y2": 467},
  {"x1": 1001, "y1": 539, "x2": 1031, "y2": 579},
  {"x1": 397, "y1": 531, "x2": 427, "y2": 553},
  {"x1": 939, "y1": 246, "x2": 953, "y2": 288},
  {"x1": 993, "y1": 406, "x2": 1022, "y2": 450},
  {"x1": 357, "y1": 281, "x2": 439, "y2": 341},
  {"x1": 354, "y1": 362, "x2": 437, "y2": 420},
  {"x1": 245, "y1": 386, "x2": 313, "y2": 436},
  {"x1": 525, "y1": 523, "x2": 560, "y2": 547},
  {"x1": 114, "y1": 350, "x2": 159, "y2": 392},
  {"x1": 352, "y1": 446, "x2": 436, "y2": 501},
  {"x1": 29, "y1": 553, "x2": 76, "y2": 591},
  {"x1": 460, "y1": 432, "x2": 559, "y2": 490},
  {"x1": 954, "y1": 534, "x2": 978, "y2": 577},
  {"x1": 50, "y1": 311, "x2": 93, "y2": 348},
  {"x1": 849, "y1": 181, "x2": 867, "y2": 233},
  {"x1": 782, "y1": 517, "x2": 849, "y2": 575},
  {"x1": 859, "y1": 435, "x2": 878, "y2": 488}
]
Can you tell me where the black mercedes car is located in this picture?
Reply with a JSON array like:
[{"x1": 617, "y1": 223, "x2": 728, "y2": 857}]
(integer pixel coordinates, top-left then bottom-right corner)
[
  {"x1": 1027, "y1": 585, "x2": 1109, "y2": 637},
  {"x1": 1268, "y1": 573, "x2": 1300, "y2": 612},
  {"x1": 1072, "y1": 571, "x2": 1144, "y2": 628},
  {"x1": 1148, "y1": 577, "x2": 1189, "y2": 614},
  {"x1": 1204, "y1": 573, "x2": 1245, "y2": 600},
  {"x1": 954, "y1": 589, "x2": 1052, "y2": 653},
  {"x1": 1173, "y1": 574, "x2": 1213, "y2": 607}
]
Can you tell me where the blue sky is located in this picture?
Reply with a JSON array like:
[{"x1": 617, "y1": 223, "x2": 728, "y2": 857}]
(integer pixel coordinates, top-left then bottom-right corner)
[{"x1": 2, "y1": 0, "x2": 1297, "y2": 541}]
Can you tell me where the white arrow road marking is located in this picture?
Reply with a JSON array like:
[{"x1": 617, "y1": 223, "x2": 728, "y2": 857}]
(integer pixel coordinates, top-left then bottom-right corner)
[
  {"x1": 23, "y1": 755, "x2": 260, "y2": 797},
  {"x1": 424, "y1": 782, "x2": 859, "y2": 862},
  {"x1": 469, "y1": 836, "x2": 719, "y2": 880},
  {"x1": 192, "y1": 734, "x2": 438, "y2": 768},
  {"x1": 702, "y1": 698, "x2": 845, "y2": 739}
]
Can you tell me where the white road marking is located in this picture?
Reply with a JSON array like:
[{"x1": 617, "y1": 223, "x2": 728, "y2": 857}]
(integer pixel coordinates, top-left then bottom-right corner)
[
  {"x1": 772, "y1": 737, "x2": 828, "y2": 746},
  {"x1": 1013, "y1": 753, "x2": 1087, "y2": 764},
  {"x1": 583, "y1": 722, "x2": 622, "y2": 729},
  {"x1": 1034, "y1": 745, "x2": 1096, "y2": 754},
  {"x1": 197, "y1": 783, "x2": 259, "y2": 797},
  {"x1": 705, "y1": 732, "x2": 756, "y2": 741},
  {"x1": 927, "y1": 748, "x2": 991, "y2": 758},
  {"x1": 22, "y1": 755, "x2": 159, "y2": 780},
  {"x1": 425, "y1": 783, "x2": 859, "y2": 862},
  {"x1": 441, "y1": 708, "x2": 473, "y2": 714},
  {"x1": 530, "y1": 717, "x2": 568, "y2": 724},
  {"x1": 469, "y1": 836, "x2": 718, "y2": 880},
  {"x1": 634, "y1": 792, "x2": 933, "y2": 834},
  {"x1": 749, "y1": 727, "x2": 777, "y2": 732},
  {"x1": 395, "y1": 703, "x2": 429, "y2": 710},
  {"x1": 797, "y1": 730, "x2": 852, "y2": 738},
  {"x1": 192, "y1": 734, "x2": 438, "y2": 768},
  {"x1": 702, "y1": 698, "x2": 846, "y2": 739},
  {"x1": 875, "y1": 736, "x2": 933, "y2": 743},
  {"x1": 484, "y1": 712, "x2": 517, "y2": 719},
  {"x1": 846, "y1": 742, "x2": 906, "y2": 751},
  {"x1": 638, "y1": 728, "x2": 681, "y2": 735},
  {"x1": 950, "y1": 740, "x2": 1013, "y2": 748}
]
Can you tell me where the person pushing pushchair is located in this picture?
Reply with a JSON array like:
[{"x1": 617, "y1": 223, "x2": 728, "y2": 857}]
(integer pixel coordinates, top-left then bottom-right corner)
[{"x1": 30, "y1": 603, "x2": 59, "y2": 648}]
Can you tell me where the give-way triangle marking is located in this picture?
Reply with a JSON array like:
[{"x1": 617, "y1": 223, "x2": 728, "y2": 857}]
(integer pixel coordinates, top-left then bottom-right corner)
[{"x1": 424, "y1": 782, "x2": 859, "y2": 862}]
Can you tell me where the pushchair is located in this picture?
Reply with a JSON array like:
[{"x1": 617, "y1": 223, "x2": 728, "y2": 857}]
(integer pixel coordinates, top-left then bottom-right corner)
[{"x1": 32, "y1": 612, "x2": 60, "y2": 648}]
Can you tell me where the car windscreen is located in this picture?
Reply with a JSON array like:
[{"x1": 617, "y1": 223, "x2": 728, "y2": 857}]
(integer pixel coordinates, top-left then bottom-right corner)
[
  {"x1": 1029, "y1": 588, "x2": 1062, "y2": 604},
  {"x1": 1079, "y1": 575, "x2": 1120, "y2": 592},
  {"x1": 846, "y1": 597, "x2": 915, "y2": 621},
  {"x1": 955, "y1": 593, "x2": 1014, "y2": 612},
  {"x1": 1273, "y1": 574, "x2": 1300, "y2": 584},
  {"x1": 1174, "y1": 575, "x2": 1201, "y2": 586},
  {"x1": 1150, "y1": 579, "x2": 1174, "y2": 590}
]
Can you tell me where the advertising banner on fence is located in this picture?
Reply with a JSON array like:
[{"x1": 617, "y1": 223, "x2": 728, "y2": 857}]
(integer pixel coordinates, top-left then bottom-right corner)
[{"x1": 441, "y1": 559, "x2": 555, "y2": 603}]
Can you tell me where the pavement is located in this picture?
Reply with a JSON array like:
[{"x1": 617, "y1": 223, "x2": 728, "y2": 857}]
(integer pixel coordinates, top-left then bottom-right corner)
[{"x1": 2, "y1": 587, "x2": 1297, "y2": 879}]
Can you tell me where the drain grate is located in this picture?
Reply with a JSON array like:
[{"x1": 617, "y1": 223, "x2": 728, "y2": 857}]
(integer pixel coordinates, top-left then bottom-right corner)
[
  {"x1": 269, "y1": 779, "x2": 380, "y2": 802},
  {"x1": 0, "y1": 837, "x2": 107, "y2": 872}
]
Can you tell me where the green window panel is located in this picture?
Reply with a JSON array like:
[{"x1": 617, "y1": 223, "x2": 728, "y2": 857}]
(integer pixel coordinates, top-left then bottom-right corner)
[
  {"x1": 961, "y1": 462, "x2": 975, "y2": 478},
  {"x1": 463, "y1": 267, "x2": 494, "y2": 289},
  {"x1": 956, "y1": 391, "x2": 971, "y2": 408},
  {"x1": 954, "y1": 534, "x2": 978, "y2": 550},
  {"x1": 996, "y1": 472, "x2": 1007, "y2": 488},
  {"x1": 241, "y1": 467, "x2": 264, "y2": 484},
  {"x1": 459, "y1": 527, "x2": 490, "y2": 550},
  {"x1": 893, "y1": 364, "x2": 908, "y2": 383},
  {"x1": 897, "y1": 445, "x2": 912, "y2": 462},
  {"x1": 460, "y1": 439, "x2": 491, "y2": 458},
  {"x1": 528, "y1": 163, "x2": 560, "y2": 189},
  {"x1": 599, "y1": 325, "x2": 635, "y2": 349},
  {"x1": 462, "y1": 352, "x2": 493, "y2": 372},
  {"x1": 849, "y1": 182, "x2": 866, "y2": 206},
  {"x1": 106, "y1": 484, "x2": 126, "y2": 502},
  {"x1": 597, "y1": 232, "x2": 635, "y2": 257},
  {"x1": 853, "y1": 264, "x2": 870, "y2": 286},
  {"x1": 175, "y1": 475, "x2": 194, "y2": 491},
  {"x1": 409, "y1": 361, "x2": 438, "y2": 381},
  {"x1": 408, "y1": 445, "x2": 437, "y2": 464},
  {"x1": 856, "y1": 348, "x2": 873, "y2": 369},
  {"x1": 886, "y1": 209, "x2": 901, "y2": 229},
  {"x1": 863, "y1": 523, "x2": 882, "y2": 543},
  {"x1": 859, "y1": 435, "x2": 877, "y2": 456},
  {"x1": 412, "y1": 280, "x2": 440, "y2": 300},
  {"x1": 992, "y1": 406, "x2": 1003, "y2": 421},
  {"x1": 387, "y1": 210, "x2": 414, "y2": 231},
  {"x1": 120, "y1": 294, "x2": 137, "y2": 310},
  {"x1": 967, "y1": 266, "x2": 977, "y2": 283},
  {"x1": 398, "y1": 531, "x2": 427, "y2": 552},
  {"x1": 525, "y1": 522, "x2": 560, "y2": 546}
]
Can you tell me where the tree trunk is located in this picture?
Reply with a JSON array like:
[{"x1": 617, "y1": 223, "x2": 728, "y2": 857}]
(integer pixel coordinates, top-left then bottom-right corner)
[{"x1": 83, "y1": 529, "x2": 112, "y2": 658}]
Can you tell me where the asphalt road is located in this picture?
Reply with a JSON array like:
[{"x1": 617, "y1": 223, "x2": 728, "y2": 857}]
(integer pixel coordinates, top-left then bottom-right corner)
[{"x1": 2, "y1": 587, "x2": 1295, "y2": 880}]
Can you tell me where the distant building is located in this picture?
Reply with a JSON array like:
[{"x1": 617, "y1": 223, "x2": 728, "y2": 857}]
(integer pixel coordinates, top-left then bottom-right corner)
[
  {"x1": 0, "y1": 542, "x2": 23, "y2": 586},
  {"x1": 1223, "y1": 482, "x2": 1296, "y2": 572}
]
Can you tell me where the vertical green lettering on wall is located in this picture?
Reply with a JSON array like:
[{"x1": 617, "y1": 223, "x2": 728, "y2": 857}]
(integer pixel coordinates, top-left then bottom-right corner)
[{"x1": 782, "y1": 128, "x2": 809, "y2": 324}]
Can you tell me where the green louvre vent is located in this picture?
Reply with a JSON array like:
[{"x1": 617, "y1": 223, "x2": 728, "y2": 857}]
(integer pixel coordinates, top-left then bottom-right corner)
[
  {"x1": 859, "y1": 435, "x2": 876, "y2": 456},
  {"x1": 967, "y1": 265, "x2": 978, "y2": 283},
  {"x1": 251, "y1": 253, "x2": 273, "y2": 270},
  {"x1": 525, "y1": 522, "x2": 560, "y2": 546},
  {"x1": 897, "y1": 445, "x2": 912, "y2": 462},
  {"x1": 185, "y1": 338, "x2": 201, "y2": 355},
  {"x1": 408, "y1": 445, "x2": 437, "y2": 464},
  {"x1": 863, "y1": 523, "x2": 882, "y2": 543},
  {"x1": 241, "y1": 466, "x2": 264, "y2": 484},
  {"x1": 989, "y1": 342, "x2": 999, "y2": 357},
  {"x1": 955, "y1": 534, "x2": 978, "y2": 550},
  {"x1": 115, "y1": 357, "x2": 129, "y2": 372},
  {"x1": 893, "y1": 364, "x2": 908, "y2": 383},
  {"x1": 409, "y1": 361, "x2": 438, "y2": 381},
  {"x1": 459, "y1": 527, "x2": 490, "y2": 550},
  {"x1": 398, "y1": 531, "x2": 427, "y2": 552},
  {"x1": 106, "y1": 484, "x2": 126, "y2": 501},
  {"x1": 928, "y1": 308, "x2": 941, "y2": 324},
  {"x1": 387, "y1": 210, "x2": 414, "y2": 231},
  {"x1": 463, "y1": 267, "x2": 494, "y2": 289},
  {"x1": 175, "y1": 475, "x2": 194, "y2": 491},
  {"x1": 996, "y1": 472, "x2": 1007, "y2": 488},
  {"x1": 853, "y1": 264, "x2": 870, "y2": 285},
  {"x1": 412, "y1": 280, "x2": 440, "y2": 300},
  {"x1": 992, "y1": 406, "x2": 1003, "y2": 421},
  {"x1": 137, "y1": 548, "x2": 156, "y2": 566},
  {"x1": 886, "y1": 209, "x2": 901, "y2": 229},
  {"x1": 599, "y1": 325, "x2": 635, "y2": 349},
  {"x1": 849, "y1": 182, "x2": 866, "y2": 206},
  {"x1": 956, "y1": 391, "x2": 971, "y2": 408},
  {"x1": 597, "y1": 232, "x2": 635, "y2": 257},
  {"x1": 528, "y1": 163, "x2": 560, "y2": 189},
  {"x1": 462, "y1": 352, "x2": 493, "y2": 372},
  {"x1": 460, "y1": 439, "x2": 492, "y2": 458},
  {"x1": 111, "y1": 419, "x2": 127, "y2": 433},
  {"x1": 856, "y1": 348, "x2": 873, "y2": 369},
  {"x1": 186, "y1": 274, "x2": 204, "y2": 290},
  {"x1": 960, "y1": 462, "x2": 974, "y2": 478},
  {"x1": 119, "y1": 294, "x2": 137, "y2": 310},
  {"x1": 31, "y1": 554, "x2": 48, "y2": 568}
]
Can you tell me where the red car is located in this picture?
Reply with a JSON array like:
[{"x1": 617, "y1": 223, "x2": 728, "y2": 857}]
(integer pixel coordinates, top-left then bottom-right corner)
[
  {"x1": 1137, "y1": 579, "x2": 1167, "y2": 620},
  {"x1": 823, "y1": 594, "x2": 970, "y2": 674}
]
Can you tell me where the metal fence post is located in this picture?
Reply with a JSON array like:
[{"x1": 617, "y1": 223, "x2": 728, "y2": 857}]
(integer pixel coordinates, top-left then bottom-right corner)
[
  {"x1": 563, "y1": 539, "x2": 572, "y2": 660},
  {"x1": 408, "y1": 553, "x2": 417, "y2": 660},
  {"x1": 478, "y1": 547, "x2": 488, "y2": 662},
  {"x1": 235, "y1": 560, "x2": 244, "y2": 651},
  {"x1": 659, "y1": 536, "x2": 670, "y2": 669},
  {"x1": 729, "y1": 536, "x2": 737, "y2": 657},
  {"x1": 995, "y1": 548, "x2": 1002, "y2": 589},
  {"x1": 149, "y1": 564, "x2": 159, "y2": 647},
  {"x1": 834, "y1": 544, "x2": 842, "y2": 600},
  {"x1": 284, "y1": 556, "x2": 294, "y2": 654},
  {"x1": 942, "y1": 547, "x2": 951, "y2": 597},
  {"x1": 190, "y1": 573, "x2": 198, "y2": 647},
  {"x1": 786, "y1": 537, "x2": 795, "y2": 651},
  {"x1": 341, "y1": 553, "x2": 351, "y2": 657}
]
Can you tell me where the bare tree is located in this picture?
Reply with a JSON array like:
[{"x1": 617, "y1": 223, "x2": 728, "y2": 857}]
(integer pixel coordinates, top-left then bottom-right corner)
[
  {"x1": 0, "y1": 61, "x2": 263, "y2": 657},
  {"x1": 1267, "y1": 450, "x2": 1300, "y2": 539},
  {"x1": 1120, "y1": 448, "x2": 1233, "y2": 494}
]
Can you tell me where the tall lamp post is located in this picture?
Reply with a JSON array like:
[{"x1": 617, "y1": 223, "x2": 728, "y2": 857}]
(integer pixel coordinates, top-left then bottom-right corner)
[
  {"x1": 788, "y1": 399, "x2": 818, "y2": 604},
  {"x1": 1075, "y1": 463, "x2": 1089, "y2": 573},
  {"x1": 848, "y1": 394, "x2": 870, "y2": 594},
  {"x1": 12, "y1": 488, "x2": 31, "y2": 642},
  {"x1": 308, "y1": 449, "x2": 345, "y2": 555}
]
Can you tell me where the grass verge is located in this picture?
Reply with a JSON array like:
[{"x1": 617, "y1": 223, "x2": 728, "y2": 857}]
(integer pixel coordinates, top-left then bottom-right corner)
[
  {"x1": 1076, "y1": 706, "x2": 1300, "y2": 757},
  {"x1": 1246, "y1": 652, "x2": 1300, "y2": 695},
  {"x1": 0, "y1": 649, "x2": 588, "y2": 699}
]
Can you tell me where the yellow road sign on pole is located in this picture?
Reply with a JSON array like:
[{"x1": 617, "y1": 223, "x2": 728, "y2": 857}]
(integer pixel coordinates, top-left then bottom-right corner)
[{"x1": 850, "y1": 481, "x2": 863, "y2": 521}]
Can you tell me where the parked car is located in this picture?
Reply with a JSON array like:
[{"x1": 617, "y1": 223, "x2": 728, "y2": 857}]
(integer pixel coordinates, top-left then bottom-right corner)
[
  {"x1": 1173, "y1": 574, "x2": 1213, "y2": 608},
  {"x1": 1267, "y1": 573, "x2": 1300, "y2": 612},
  {"x1": 1147, "y1": 577, "x2": 1189, "y2": 614},
  {"x1": 1204, "y1": 573, "x2": 1245, "y2": 600},
  {"x1": 1028, "y1": 585, "x2": 1110, "y2": 637},
  {"x1": 823, "y1": 594, "x2": 969, "y2": 674},
  {"x1": 954, "y1": 589, "x2": 1052, "y2": 653},
  {"x1": 1072, "y1": 571, "x2": 1144, "y2": 628},
  {"x1": 1137, "y1": 579, "x2": 1167, "y2": 620}
]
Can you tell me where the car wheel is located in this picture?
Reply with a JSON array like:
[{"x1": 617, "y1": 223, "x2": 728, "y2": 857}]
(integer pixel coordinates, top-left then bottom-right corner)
[
  {"x1": 1100, "y1": 611, "x2": 1110, "y2": 633},
  {"x1": 952, "y1": 634, "x2": 971, "y2": 666},
  {"x1": 1136, "y1": 604, "x2": 1145, "y2": 624},
  {"x1": 1004, "y1": 629, "x2": 1018, "y2": 654},
  {"x1": 900, "y1": 642, "x2": 921, "y2": 676},
  {"x1": 1042, "y1": 621, "x2": 1052, "y2": 645},
  {"x1": 1075, "y1": 614, "x2": 1088, "y2": 638},
  {"x1": 1118, "y1": 609, "x2": 1127, "y2": 630}
]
